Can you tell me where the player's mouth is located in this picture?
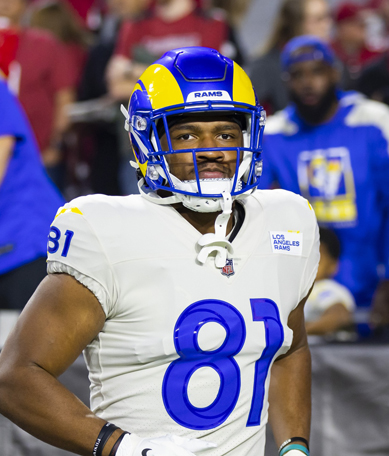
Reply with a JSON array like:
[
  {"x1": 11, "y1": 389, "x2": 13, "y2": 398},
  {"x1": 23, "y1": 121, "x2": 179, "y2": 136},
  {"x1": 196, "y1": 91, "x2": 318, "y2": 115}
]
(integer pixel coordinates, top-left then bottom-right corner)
[
  {"x1": 199, "y1": 171, "x2": 227, "y2": 179},
  {"x1": 197, "y1": 166, "x2": 230, "y2": 179}
]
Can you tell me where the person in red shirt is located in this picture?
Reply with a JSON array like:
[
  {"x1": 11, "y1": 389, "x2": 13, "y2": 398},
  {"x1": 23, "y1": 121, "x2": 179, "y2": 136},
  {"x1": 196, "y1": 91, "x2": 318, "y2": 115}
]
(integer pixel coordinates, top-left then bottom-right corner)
[
  {"x1": 106, "y1": 0, "x2": 242, "y2": 100},
  {"x1": 63, "y1": 0, "x2": 96, "y2": 26},
  {"x1": 0, "y1": 0, "x2": 75, "y2": 173},
  {"x1": 332, "y1": 2, "x2": 383, "y2": 89},
  {"x1": 29, "y1": 0, "x2": 90, "y2": 89}
]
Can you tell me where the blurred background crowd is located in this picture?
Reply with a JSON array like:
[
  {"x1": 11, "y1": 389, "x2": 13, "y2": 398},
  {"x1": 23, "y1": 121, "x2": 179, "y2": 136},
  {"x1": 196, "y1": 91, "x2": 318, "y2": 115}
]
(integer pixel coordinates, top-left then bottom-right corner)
[{"x1": 0, "y1": 0, "x2": 389, "y2": 342}]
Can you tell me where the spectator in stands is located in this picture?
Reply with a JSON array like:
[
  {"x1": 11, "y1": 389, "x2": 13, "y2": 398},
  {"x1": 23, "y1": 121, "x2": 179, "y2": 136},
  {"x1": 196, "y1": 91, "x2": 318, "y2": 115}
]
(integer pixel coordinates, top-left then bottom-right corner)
[
  {"x1": 208, "y1": 0, "x2": 251, "y2": 29},
  {"x1": 305, "y1": 227, "x2": 355, "y2": 336},
  {"x1": 75, "y1": 0, "x2": 151, "y2": 197},
  {"x1": 0, "y1": 75, "x2": 64, "y2": 309},
  {"x1": 29, "y1": 0, "x2": 90, "y2": 88},
  {"x1": 357, "y1": 50, "x2": 389, "y2": 104},
  {"x1": 0, "y1": 0, "x2": 76, "y2": 189},
  {"x1": 260, "y1": 35, "x2": 389, "y2": 334},
  {"x1": 63, "y1": 0, "x2": 101, "y2": 31},
  {"x1": 370, "y1": 280, "x2": 389, "y2": 341},
  {"x1": 248, "y1": 0, "x2": 332, "y2": 114},
  {"x1": 331, "y1": 2, "x2": 383, "y2": 90},
  {"x1": 106, "y1": 0, "x2": 243, "y2": 101},
  {"x1": 363, "y1": 0, "x2": 389, "y2": 50}
]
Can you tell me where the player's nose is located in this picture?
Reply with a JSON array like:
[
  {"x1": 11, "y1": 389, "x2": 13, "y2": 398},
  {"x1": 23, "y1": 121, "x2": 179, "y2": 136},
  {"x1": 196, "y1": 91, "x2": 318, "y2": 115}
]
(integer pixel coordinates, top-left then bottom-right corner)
[{"x1": 196, "y1": 135, "x2": 225, "y2": 160}]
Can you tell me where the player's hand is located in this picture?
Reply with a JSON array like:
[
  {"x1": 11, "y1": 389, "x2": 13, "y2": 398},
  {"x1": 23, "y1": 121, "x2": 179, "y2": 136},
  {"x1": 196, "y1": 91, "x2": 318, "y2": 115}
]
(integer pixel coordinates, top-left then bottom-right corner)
[{"x1": 115, "y1": 433, "x2": 217, "y2": 456}]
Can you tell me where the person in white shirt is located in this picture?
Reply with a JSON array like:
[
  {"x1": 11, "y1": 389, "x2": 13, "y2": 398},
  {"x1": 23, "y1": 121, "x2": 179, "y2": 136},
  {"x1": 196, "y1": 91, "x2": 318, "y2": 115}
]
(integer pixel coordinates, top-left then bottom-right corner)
[{"x1": 305, "y1": 227, "x2": 355, "y2": 336}]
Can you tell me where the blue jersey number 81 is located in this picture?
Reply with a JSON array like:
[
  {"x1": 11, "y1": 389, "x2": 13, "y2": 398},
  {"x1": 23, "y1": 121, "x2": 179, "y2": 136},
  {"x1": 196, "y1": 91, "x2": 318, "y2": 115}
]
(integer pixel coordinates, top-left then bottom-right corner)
[{"x1": 162, "y1": 299, "x2": 284, "y2": 430}]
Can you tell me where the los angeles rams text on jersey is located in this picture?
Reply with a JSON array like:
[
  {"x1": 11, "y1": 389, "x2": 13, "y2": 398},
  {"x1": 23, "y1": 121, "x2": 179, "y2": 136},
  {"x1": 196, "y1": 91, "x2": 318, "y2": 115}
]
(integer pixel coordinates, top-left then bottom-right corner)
[{"x1": 47, "y1": 190, "x2": 319, "y2": 456}]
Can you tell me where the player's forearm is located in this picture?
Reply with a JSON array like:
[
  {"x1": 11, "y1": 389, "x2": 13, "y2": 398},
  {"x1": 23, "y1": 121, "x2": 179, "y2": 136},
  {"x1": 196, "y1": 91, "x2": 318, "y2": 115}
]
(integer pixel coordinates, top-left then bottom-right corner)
[
  {"x1": 0, "y1": 362, "x2": 122, "y2": 456},
  {"x1": 268, "y1": 343, "x2": 311, "y2": 449}
]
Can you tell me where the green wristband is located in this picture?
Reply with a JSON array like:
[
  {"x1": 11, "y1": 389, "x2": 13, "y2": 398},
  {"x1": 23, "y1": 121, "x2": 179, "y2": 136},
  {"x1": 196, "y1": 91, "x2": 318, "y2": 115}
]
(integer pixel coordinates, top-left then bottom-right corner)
[{"x1": 279, "y1": 443, "x2": 310, "y2": 456}]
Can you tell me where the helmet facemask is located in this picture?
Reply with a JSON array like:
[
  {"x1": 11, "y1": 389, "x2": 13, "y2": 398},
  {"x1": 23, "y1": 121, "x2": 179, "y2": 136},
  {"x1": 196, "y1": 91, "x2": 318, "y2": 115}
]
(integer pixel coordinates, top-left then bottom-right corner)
[{"x1": 125, "y1": 102, "x2": 265, "y2": 213}]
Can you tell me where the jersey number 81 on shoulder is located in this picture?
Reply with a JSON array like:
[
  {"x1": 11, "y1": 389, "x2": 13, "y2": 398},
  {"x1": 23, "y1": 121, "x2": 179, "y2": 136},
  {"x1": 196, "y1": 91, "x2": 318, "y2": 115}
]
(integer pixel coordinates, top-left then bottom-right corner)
[
  {"x1": 162, "y1": 299, "x2": 284, "y2": 430},
  {"x1": 48, "y1": 226, "x2": 74, "y2": 257}
]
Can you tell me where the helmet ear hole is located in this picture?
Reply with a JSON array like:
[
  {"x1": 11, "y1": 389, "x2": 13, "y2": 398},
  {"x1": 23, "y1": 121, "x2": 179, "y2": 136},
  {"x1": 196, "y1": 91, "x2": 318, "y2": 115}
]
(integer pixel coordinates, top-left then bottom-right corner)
[{"x1": 136, "y1": 168, "x2": 143, "y2": 181}]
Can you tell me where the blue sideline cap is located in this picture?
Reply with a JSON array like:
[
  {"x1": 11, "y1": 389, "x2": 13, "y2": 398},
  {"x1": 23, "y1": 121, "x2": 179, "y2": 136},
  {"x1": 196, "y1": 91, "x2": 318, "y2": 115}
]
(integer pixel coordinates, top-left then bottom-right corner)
[{"x1": 281, "y1": 35, "x2": 335, "y2": 71}]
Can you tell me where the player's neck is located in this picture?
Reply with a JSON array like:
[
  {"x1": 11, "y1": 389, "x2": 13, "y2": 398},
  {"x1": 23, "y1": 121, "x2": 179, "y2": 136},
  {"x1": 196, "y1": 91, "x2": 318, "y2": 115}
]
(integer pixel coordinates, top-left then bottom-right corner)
[{"x1": 174, "y1": 204, "x2": 235, "y2": 236}]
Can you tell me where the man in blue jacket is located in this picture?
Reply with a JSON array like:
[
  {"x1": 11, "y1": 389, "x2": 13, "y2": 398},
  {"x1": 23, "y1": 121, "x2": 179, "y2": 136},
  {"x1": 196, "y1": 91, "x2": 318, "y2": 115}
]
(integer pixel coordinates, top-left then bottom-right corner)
[
  {"x1": 0, "y1": 77, "x2": 64, "y2": 309},
  {"x1": 260, "y1": 35, "x2": 389, "y2": 325}
]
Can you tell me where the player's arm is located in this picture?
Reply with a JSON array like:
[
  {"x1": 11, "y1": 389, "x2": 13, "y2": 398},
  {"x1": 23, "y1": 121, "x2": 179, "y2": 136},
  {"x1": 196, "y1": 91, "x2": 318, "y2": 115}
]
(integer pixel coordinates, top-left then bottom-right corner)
[
  {"x1": 0, "y1": 272, "x2": 215, "y2": 456},
  {"x1": 0, "y1": 135, "x2": 14, "y2": 185},
  {"x1": 268, "y1": 290, "x2": 312, "y2": 454},
  {"x1": 305, "y1": 302, "x2": 353, "y2": 335},
  {"x1": 0, "y1": 273, "x2": 123, "y2": 456}
]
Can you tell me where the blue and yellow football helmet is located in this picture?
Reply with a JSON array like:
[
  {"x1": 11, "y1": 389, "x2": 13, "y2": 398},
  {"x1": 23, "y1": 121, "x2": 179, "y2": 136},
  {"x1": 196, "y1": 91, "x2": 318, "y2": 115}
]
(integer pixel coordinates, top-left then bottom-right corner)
[{"x1": 122, "y1": 46, "x2": 265, "y2": 212}]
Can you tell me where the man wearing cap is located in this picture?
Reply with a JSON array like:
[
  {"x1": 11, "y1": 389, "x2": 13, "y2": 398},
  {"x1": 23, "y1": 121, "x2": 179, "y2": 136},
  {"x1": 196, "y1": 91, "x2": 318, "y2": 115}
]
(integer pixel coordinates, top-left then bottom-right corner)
[
  {"x1": 332, "y1": 2, "x2": 382, "y2": 88},
  {"x1": 261, "y1": 35, "x2": 389, "y2": 334}
]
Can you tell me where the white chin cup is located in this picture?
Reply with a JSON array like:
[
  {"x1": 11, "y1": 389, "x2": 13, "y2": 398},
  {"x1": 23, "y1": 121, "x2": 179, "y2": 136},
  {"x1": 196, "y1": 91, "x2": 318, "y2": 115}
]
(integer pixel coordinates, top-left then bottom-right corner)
[
  {"x1": 175, "y1": 178, "x2": 237, "y2": 213},
  {"x1": 115, "y1": 433, "x2": 216, "y2": 456}
]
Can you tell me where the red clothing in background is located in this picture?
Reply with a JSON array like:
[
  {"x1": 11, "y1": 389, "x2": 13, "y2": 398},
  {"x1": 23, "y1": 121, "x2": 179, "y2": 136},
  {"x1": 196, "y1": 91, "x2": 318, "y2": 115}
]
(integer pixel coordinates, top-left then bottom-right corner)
[
  {"x1": 14, "y1": 28, "x2": 74, "y2": 151},
  {"x1": 63, "y1": 42, "x2": 87, "y2": 87},
  {"x1": 115, "y1": 10, "x2": 229, "y2": 62},
  {"x1": 64, "y1": 0, "x2": 96, "y2": 24},
  {"x1": 0, "y1": 29, "x2": 19, "y2": 77},
  {"x1": 332, "y1": 39, "x2": 382, "y2": 69}
]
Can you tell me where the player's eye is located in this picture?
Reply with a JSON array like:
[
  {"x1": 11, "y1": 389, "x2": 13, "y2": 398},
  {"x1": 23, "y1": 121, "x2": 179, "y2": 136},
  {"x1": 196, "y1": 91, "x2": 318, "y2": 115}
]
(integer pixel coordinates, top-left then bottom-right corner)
[
  {"x1": 177, "y1": 133, "x2": 194, "y2": 141},
  {"x1": 219, "y1": 133, "x2": 234, "y2": 140}
]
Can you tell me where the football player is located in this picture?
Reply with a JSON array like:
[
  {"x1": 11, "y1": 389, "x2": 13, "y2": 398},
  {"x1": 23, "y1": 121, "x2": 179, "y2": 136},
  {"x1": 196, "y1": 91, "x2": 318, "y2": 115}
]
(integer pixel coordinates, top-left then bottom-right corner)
[{"x1": 0, "y1": 47, "x2": 319, "y2": 456}]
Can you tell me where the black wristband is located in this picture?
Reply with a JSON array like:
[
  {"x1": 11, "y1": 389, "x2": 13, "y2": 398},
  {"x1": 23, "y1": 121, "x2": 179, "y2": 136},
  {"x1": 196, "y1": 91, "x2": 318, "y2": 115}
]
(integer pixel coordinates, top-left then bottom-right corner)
[
  {"x1": 93, "y1": 422, "x2": 120, "y2": 456},
  {"x1": 109, "y1": 432, "x2": 130, "y2": 456},
  {"x1": 279, "y1": 437, "x2": 310, "y2": 453}
]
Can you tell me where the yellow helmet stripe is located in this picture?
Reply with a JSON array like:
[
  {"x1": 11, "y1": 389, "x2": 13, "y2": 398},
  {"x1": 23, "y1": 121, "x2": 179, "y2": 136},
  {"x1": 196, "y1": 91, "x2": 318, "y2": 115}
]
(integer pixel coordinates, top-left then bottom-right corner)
[
  {"x1": 138, "y1": 64, "x2": 184, "y2": 110},
  {"x1": 232, "y1": 62, "x2": 256, "y2": 106}
]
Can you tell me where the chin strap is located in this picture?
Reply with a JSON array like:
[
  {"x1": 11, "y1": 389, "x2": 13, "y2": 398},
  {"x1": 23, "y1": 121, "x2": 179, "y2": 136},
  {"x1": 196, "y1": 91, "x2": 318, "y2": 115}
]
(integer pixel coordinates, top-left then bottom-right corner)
[
  {"x1": 136, "y1": 177, "x2": 180, "y2": 205},
  {"x1": 196, "y1": 192, "x2": 234, "y2": 268}
]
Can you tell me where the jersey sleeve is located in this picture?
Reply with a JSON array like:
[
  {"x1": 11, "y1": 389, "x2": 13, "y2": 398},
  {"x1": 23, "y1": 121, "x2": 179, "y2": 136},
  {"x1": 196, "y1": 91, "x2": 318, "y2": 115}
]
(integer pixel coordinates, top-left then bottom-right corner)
[{"x1": 46, "y1": 202, "x2": 117, "y2": 317}]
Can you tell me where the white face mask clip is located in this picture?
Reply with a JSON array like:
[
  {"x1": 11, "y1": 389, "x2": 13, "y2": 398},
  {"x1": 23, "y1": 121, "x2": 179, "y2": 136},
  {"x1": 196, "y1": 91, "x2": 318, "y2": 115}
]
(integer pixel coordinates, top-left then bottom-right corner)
[{"x1": 196, "y1": 191, "x2": 234, "y2": 268}]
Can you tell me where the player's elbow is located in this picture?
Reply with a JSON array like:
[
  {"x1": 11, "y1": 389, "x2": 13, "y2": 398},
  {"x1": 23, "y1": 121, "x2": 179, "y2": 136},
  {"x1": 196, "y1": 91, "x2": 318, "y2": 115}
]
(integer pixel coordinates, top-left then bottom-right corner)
[
  {"x1": 0, "y1": 355, "x2": 33, "y2": 417},
  {"x1": 0, "y1": 358, "x2": 18, "y2": 416}
]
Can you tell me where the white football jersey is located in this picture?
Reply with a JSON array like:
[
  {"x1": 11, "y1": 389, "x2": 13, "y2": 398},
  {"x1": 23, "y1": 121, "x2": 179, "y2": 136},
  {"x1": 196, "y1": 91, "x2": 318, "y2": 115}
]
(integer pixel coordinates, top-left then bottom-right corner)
[{"x1": 47, "y1": 189, "x2": 319, "y2": 456}]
